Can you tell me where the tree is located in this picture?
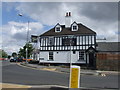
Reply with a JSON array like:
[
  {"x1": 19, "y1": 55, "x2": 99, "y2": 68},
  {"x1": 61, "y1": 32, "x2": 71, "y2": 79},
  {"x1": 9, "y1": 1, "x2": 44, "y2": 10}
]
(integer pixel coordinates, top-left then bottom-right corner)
[
  {"x1": 12, "y1": 52, "x2": 17, "y2": 57},
  {"x1": 0, "y1": 49, "x2": 8, "y2": 58},
  {"x1": 18, "y1": 43, "x2": 34, "y2": 58},
  {"x1": 8, "y1": 55, "x2": 11, "y2": 59}
]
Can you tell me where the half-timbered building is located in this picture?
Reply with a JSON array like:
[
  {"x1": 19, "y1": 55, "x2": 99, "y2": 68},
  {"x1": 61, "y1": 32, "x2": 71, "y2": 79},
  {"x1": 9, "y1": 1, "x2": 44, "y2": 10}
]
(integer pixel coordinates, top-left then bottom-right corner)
[{"x1": 39, "y1": 12, "x2": 97, "y2": 68}]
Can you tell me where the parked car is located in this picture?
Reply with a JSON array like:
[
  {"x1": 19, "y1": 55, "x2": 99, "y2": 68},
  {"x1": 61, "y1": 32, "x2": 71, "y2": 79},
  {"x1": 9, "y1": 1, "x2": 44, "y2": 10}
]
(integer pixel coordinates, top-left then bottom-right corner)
[
  {"x1": 10, "y1": 58, "x2": 16, "y2": 62},
  {"x1": 10, "y1": 57, "x2": 16, "y2": 62}
]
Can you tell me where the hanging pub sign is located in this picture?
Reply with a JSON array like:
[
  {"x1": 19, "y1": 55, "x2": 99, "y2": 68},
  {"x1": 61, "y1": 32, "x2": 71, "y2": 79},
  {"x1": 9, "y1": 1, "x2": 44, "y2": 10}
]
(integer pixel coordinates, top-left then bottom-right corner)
[{"x1": 31, "y1": 35, "x2": 38, "y2": 43}]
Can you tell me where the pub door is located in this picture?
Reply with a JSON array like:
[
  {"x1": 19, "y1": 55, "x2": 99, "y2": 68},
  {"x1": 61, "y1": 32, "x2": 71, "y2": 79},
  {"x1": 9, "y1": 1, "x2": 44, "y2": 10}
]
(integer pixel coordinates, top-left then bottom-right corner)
[{"x1": 89, "y1": 52, "x2": 95, "y2": 68}]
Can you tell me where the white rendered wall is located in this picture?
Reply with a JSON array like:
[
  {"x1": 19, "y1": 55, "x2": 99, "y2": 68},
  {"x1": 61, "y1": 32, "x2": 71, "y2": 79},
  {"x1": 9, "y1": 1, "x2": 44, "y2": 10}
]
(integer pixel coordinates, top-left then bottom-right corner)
[
  {"x1": 54, "y1": 51, "x2": 69, "y2": 63},
  {"x1": 71, "y1": 51, "x2": 79, "y2": 63},
  {"x1": 39, "y1": 51, "x2": 86, "y2": 64},
  {"x1": 39, "y1": 52, "x2": 49, "y2": 61},
  {"x1": 65, "y1": 16, "x2": 72, "y2": 28}
]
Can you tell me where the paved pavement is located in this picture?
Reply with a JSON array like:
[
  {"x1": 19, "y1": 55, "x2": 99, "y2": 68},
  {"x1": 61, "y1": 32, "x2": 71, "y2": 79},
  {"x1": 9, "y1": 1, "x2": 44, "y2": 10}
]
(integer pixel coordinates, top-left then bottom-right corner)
[
  {"x1": 19, "y1": 62, "x2": 119, "y2": 76},
  {"x1": 1, "y1": 83, "x2": 31, "y2": 88},
  {"x1": 1, "y1": 83, "x2": 117, "y2": 90}
]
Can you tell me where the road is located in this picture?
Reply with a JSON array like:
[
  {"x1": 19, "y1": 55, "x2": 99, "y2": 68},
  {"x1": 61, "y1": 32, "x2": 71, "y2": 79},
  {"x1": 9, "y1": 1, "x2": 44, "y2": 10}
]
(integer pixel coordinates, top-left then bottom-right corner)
[
  {"x1": 1, "y1": 60, "x2": 119, "y2": 89},
  {"x1": 2, "y1": 60, "x2": 69, "y2": 86}
]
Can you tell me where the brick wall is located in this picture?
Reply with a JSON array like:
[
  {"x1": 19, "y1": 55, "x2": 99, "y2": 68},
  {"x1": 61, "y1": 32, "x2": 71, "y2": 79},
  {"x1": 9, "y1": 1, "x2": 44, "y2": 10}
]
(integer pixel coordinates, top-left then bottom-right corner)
[{"x1": 96, "y1": 53, "x2": 120, "y2": 71}]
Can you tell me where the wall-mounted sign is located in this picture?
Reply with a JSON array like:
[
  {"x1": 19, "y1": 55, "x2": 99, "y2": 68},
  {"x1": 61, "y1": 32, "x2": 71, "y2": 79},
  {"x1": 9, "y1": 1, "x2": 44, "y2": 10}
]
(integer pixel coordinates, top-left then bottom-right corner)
[{"x1": 31, "y1": 35, "x2": 38, "y2": 43}]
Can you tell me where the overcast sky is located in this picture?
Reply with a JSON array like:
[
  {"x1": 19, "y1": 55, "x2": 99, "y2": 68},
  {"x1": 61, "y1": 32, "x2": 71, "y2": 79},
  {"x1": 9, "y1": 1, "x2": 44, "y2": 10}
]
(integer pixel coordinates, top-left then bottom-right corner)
[{"x1": 1, "y1": 2, "x2": 119, "y2": 55}]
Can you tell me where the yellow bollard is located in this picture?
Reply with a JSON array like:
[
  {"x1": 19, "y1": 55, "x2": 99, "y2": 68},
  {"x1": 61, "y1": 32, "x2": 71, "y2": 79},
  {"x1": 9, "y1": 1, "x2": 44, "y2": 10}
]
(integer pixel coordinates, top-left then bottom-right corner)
[{"x1": 69, "y1": 65, "x2": 80, "y2": 89}]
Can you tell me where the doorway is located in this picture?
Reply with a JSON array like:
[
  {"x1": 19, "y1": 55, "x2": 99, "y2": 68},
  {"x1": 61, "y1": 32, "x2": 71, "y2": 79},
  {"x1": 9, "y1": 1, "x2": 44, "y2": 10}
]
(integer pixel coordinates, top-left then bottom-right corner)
[
  {"x1": 86, "y1": 47, "x2": 96, "y2": 69},
  {"x1": 89, "y1": 52, "x2": 94, "y2": 67}
]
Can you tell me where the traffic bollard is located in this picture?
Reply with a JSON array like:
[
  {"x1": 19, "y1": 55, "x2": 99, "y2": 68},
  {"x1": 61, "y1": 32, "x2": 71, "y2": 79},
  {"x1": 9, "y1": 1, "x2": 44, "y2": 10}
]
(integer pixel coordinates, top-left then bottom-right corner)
[{"x1": 69, "y1": 65, "x2": 80, "y2": 90}]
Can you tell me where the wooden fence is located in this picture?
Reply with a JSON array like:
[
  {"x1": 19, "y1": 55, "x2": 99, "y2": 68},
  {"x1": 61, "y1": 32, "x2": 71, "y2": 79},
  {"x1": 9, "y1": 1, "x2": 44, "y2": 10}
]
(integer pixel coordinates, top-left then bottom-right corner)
[{"x1": 96, "y1": 53, "x2": 120, "y2": 71}]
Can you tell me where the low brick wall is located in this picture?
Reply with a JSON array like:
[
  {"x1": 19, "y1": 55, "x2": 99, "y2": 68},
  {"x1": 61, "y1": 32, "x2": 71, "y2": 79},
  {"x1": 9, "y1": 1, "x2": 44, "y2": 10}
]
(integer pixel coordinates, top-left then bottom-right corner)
[{"x1": 96, "y1": 53, "x2": 120, "y2": 71}]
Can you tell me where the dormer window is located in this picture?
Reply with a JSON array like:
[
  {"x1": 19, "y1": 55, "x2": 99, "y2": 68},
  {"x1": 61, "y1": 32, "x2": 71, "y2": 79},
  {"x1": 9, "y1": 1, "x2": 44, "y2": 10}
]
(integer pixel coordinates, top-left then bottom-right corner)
[
  {"x1": 55, "y1": 23, "x2": 62, "y2": 32},
  {"x1": 56, "y1": 27, "x2": 60, "y2": 32},
  {"x1": 71, "y1": 21, "x2": 78, "y2": 31},
  {"x1": 73, "y1": 26, "x2": 77, "y2": 30}
]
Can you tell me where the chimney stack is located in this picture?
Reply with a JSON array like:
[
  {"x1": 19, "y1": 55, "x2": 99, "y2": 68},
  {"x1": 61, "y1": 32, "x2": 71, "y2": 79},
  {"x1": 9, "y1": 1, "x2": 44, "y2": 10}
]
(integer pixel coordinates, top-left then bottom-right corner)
[
  {"x1": 66, "y1": 12, "x2": 68, "y2": 17},
  {"x1": 69, "y1": 12, "x2": 71, "y2": 16},
  {"x1": 65, "y1": 12, "x2": 72, "y2": 28}
]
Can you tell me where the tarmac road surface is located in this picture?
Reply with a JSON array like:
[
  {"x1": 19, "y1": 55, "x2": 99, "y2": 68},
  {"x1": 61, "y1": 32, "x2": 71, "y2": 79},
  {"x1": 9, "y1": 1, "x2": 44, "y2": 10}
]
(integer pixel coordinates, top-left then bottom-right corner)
[{"x1": 1, "y1": 60, "x2": 119, "y2": 90}]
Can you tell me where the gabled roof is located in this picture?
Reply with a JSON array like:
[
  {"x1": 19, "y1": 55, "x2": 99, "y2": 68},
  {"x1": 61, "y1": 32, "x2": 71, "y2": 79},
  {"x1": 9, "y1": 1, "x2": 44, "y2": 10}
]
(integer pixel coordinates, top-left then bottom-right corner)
[
  {"x1": 40, "y1": 23, "x2": 96, "y2": 36},
  {"x1": 97, "y1": 42, "x2": 120, "y2": 52},
  {"x1": 71, "y1": 21, "x2": 78, "y2": 26},
  {"x1": 55, "y1": 23, "x2": 61, "y2": 27},
  {"x1": 86, "y1": 46, "x2": 97, "y2": 53}
]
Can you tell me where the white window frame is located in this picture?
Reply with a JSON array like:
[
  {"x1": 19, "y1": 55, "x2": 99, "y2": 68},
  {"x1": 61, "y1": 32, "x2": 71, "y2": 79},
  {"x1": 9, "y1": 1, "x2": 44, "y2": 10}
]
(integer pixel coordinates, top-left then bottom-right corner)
[
  {"x1": 56, "y1": 27, "x2": 60, "y2": 32},
  {"x1": 71, "y1": 23, "x2": 78, "y2": 31},
  {"x1": 73, "y1": 26, "x2": 77, "y2": 30},
  {"x1": 78, "y1": 51, "x2": 85, "y2": 61},
  {"x1": 55, "y1": 25, "x2": 62, "y2": 32},
  {"x1": 49, "y1": 52, "x2": 54, "y2": 61}
]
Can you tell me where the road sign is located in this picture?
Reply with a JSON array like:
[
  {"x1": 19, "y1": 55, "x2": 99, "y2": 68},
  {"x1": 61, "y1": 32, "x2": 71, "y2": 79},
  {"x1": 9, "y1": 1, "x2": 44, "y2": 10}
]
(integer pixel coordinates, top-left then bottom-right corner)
[{"x1": 69, "y1": 65, "x2": 80, "y2": 88}]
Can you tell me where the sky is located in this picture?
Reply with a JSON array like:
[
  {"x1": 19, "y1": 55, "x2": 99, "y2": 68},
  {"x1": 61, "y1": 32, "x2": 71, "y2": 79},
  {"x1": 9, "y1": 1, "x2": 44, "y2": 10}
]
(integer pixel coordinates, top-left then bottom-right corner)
[{"x1": 1, "y1": 1, "x2": 119, "y2": 55}]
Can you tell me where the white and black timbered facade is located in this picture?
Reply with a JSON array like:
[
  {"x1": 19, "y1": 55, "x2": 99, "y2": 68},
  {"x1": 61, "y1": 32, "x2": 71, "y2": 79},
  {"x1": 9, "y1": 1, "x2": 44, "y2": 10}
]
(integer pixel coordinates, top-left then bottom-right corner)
[{"x1": 39, "y1": 12, "x2": 97, "y2": 68}]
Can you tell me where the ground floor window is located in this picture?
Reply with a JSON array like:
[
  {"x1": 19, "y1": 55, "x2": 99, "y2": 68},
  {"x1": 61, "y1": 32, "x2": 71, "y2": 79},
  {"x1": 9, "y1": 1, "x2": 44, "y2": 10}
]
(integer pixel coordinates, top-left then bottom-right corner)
[
  {"x1": 49, "y1": 52, "x2": 53, "y2": 60},
  {"x1": 79, "y1": 51, "x2": 85, "y2": 61}
]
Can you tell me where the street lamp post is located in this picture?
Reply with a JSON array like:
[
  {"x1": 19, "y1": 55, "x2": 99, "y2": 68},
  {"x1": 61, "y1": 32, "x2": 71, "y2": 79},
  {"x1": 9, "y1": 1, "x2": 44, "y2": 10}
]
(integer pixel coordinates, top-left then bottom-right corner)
[
  {"x1": 18, "y1": 14, "x2": 30, "y2": 63},
  {"x1": 27, "y1": 21, "x2": 30, "y2": 43},
  {"x1": 26, "y1": 48, "x2": 28, "y2": 63},
  {"x1": 26, "y1": 21, "x2": 30, "y2": 63}
]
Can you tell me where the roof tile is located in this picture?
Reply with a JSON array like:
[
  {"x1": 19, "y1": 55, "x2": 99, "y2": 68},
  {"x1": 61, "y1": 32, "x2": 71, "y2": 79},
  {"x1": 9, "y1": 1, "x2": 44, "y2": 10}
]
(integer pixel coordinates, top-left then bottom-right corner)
[{"x1": 40, "y1": 23, "x2": 96, "y2": 36}]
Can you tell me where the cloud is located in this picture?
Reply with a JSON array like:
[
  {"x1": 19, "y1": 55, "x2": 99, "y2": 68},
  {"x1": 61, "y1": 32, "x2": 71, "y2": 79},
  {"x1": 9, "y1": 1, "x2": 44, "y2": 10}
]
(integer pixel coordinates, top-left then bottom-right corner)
[
  {"x1": 79, "y1": 2, "x2": 118, "y2": 22},
  {"x1": 16, "y1": 2, "x2": 118, "y2": 23},
  {"x1": 2, "y1": 21, "x2": 44, "y2": 55},
  {"x1": 16, "y1": 2, "x2": 63, "y2": 25},
  {"x1": 16, "y1": 2, "x2": 118, "y2": 41},
  {"x1": 7, "y1": 21, "x2": 44, "y2": 40},
  {"x1": 2, "y1": 2, "x2": 118, "y2": 54},
  {"x1": 95, "y1": 22, "x2": 118, "y2": 42}
]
